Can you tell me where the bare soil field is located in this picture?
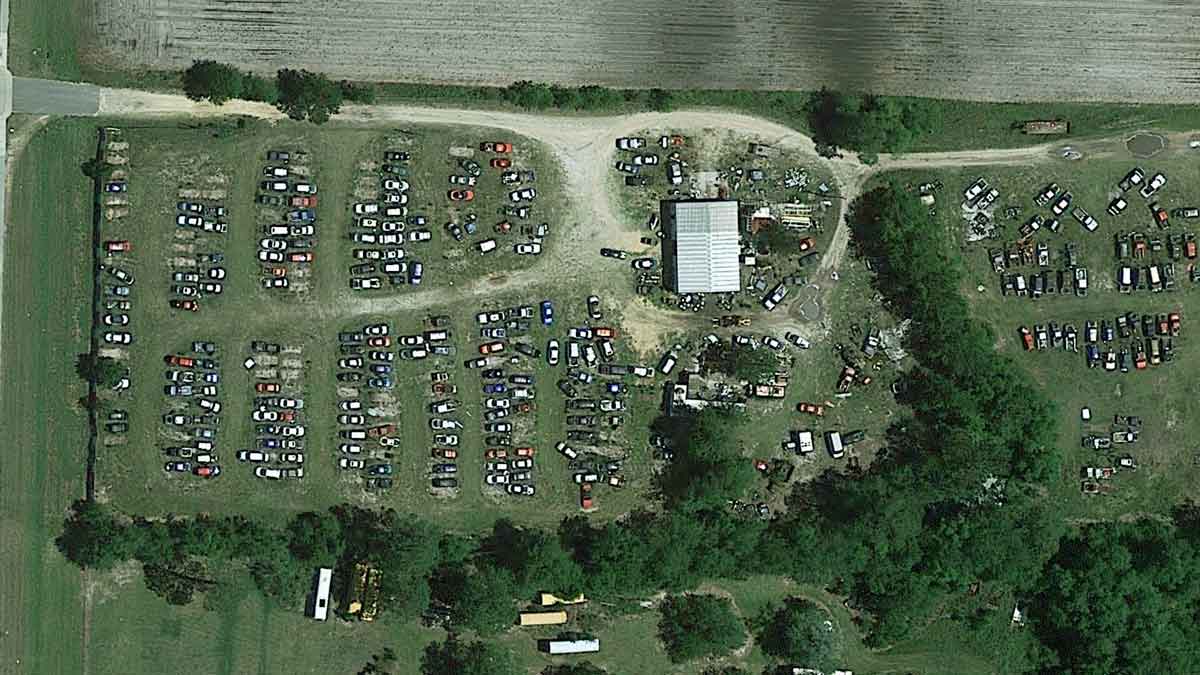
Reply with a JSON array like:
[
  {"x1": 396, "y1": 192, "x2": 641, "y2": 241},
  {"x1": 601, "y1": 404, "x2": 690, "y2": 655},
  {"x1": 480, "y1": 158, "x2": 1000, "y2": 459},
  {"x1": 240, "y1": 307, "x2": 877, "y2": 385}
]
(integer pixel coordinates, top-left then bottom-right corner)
[{"x1": 89, "y1": 0, "x2": 1200, "y2": 102}]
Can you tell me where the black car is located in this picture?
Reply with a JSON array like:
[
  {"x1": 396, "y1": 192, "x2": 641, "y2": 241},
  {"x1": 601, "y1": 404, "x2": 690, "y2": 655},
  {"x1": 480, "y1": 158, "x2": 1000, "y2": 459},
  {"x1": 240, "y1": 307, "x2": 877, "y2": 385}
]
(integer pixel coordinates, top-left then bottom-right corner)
[
  {"x1": 485, "y1": 435, "x2": 511, "y2": 446},
  {"x1": 336, "y1": 371, "x2": 363, "y2": 382},
  {"x1": 431, "y1": 477, "x2": 458, "y2": 488},
  {"x1": 599, "y1": 248, "x2": 628, "y2": 260},
  {"x1": 557, "y1": 379, "x2": 578, "y2": 397},
  {"x1": 338, "y1": 332, "x2": 363, "y2": 344},
  {"x1": 624, "y1": 175, "x2": 649, "y2": 187},
  {"x1": 482, "y1": 368, "x2": 505, "y2": 379},
  {"x1": 515, "y1": 342, "x2": 541, "y2": 358},
  {"x1": 384, "y1": 151, "x2": 411, "y2": 162},
  {"x1": 567, "y1": 415, "x2": 596, "y2": 427},
  {"x1": 251, "y1": 340, "x2": 281, "y2": 353},
  {"x1": 567, "y1": 430, "x2": 598, "y2": 443},
  {"x1": 446, "y1": 222, "x2": 464, "y2": 241}
]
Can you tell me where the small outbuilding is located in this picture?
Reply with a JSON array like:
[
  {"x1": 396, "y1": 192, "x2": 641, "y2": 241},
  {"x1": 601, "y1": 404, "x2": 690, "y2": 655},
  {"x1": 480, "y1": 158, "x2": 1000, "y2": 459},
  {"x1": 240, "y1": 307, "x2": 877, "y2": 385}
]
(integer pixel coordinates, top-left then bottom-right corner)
[{"x1": 538, "y1": 638, "x2": 600, "y2": 655}]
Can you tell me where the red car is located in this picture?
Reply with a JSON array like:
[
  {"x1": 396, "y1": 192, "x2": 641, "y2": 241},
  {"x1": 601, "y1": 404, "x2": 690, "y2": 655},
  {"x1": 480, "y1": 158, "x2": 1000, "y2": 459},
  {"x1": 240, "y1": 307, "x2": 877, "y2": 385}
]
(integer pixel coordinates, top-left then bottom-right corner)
[
  {"x1": 594, "y1": 327, "x2": 618, "y2": 339},
  {"x1": 290, "y1": 196, "x2": 318, "y2": 207},
  {"x1": 256, "y1": 382, "x2": 281, "y2": 393},
  {"x1": 479, "y1": 341, "x2": 505, "y2": 355},
  {"x1": 288, "y1": 252, "x2": 314, "y2": 263},
  {"x1": 480, "y1": 142, "x2": 512, "y2": 153},
  {"x1": 193, "y1": 465, "x2": 221, "y2": 478},
  {"x1": 368, "y1": 424, "x2": 396, "y2": 438},
  {"x1": 796, "y1": 402, "x2": 824, "y2": 416},
  {"x1": 105, "y1": 240, "x2": 132, "y2": 253},
  {"x1": 490, "y1": 157, "x2": 512, "y2": 168},
  {"x1": 580, "y1": 483, "x2": 594, "y2": 509},
  {"x1": 433, "y1": 448, "x2": 458, "y2": 459},
  {"x1": 164, "y1": 355, "x2": 195, "y2": 368},
  {"x1": 485, "y1": 449, "x2": 508, "y2": 459},
  {"x1": 1018, "y1": 326, "x2": 1034, "y2": 351},
  {"x1": 448, "y1": 189, "x2": 475, "y2": 202},
  {"x1": 514, "y1": 446, "x2": 535, "y2": 457},
  {"x1": 1169, "y1": 312, "x2": 1182, "y2": 336},
  {"x1": 170, "y1": 299, "x2": 199, "y2": 312}
]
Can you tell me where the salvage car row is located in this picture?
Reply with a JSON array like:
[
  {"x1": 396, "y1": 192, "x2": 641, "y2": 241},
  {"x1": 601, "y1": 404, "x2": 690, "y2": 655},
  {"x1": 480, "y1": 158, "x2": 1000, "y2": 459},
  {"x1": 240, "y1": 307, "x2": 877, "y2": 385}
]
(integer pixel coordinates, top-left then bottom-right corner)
[
  {"x1": 161, "y1": 344, "x2": 224, "y2": 479},
  {"x1": 255, "y1": 150, "x2": 317, "y2": 292},
  {"x1": 348, "y1": 149, "x2": 428, "y2": 291},
  {"x1": 242, "y1": 340, "x2": 306, "y2": 480}
]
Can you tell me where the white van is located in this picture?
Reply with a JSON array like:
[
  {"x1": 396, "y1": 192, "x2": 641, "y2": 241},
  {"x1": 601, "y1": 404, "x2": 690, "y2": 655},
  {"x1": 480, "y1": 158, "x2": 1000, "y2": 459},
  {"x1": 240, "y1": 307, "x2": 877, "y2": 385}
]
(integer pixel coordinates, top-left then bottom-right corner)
[
  {"x1": 658, "y1": 352, "x2": 677, "y2": 375},
  {"x1": 824, "y1": 431, "x2": 844, "y2": 459},
  {"x1": 1148, "y1": 265, "x2": 1162, "y2": 290},
  {"x1": 477, "y1": 238, "x2": 497, "y2": 254}
]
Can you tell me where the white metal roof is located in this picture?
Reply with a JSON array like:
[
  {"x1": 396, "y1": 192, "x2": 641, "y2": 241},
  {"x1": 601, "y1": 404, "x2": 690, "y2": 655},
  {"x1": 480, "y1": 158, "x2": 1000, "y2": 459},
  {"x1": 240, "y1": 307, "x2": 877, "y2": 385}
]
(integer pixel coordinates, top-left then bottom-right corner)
[{"x1": 671, "y1": 200, "x2": 741, "y2": 293}]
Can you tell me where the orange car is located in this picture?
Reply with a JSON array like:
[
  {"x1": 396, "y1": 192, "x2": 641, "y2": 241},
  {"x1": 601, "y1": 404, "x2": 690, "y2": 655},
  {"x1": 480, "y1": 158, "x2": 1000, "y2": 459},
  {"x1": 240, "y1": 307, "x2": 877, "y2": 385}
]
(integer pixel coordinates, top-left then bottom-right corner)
[
  {"x1": 105, "y1": 240, "x2": 132, "y2": 253},
  {"x1": 594, "y1": 327, "x2": 618, "y2": 339},
  {"x1": 290, "y1": 196, "x2": 318, "y2": 207},
  {"x1": 480, "y1": 141, "x2": 512, "y2": 153},
  {"x1": 448, "y1": 189, "x2": 475, "y2": 202},
  {"x1": 256, "y1": 382, "x2": 281, "y2": 393},
  {"x1": 580, "y1": 482, "x2": 594, "y2": 510},
  {"x1": 170, "y1": 299, "x2": 199, "y2": 312},
  {"x1": 264, "y1": 266, "x2": 287, "y2": 277},
  {"x1": 164, "y1": 355, "x2": 195, "y2": 368},
  {"x1": 288, "y1": 252, "x2": 314, "y2": 263},
  {"x1": 485, "y1": 449, "x2": 508, "y2": 459},
  {"x1": 796, "y1": 402, "x2": 825, "y2": 416},
  {"x1": 433, "y1": 448, "x2": 458, "y2": 459},
  {"x1": 479, "y1": 341, "x2": 505, "y2": 355},
  {"x1": 1018, "y1": 326, "x2": 1034, "y2": 351},
  {"x1": 368, "y1": 336, "x2": 391, "y2": 348},
  {"x1": 490, "y1": 157, "x2": 512, "y2": 168},
  {"x1": 514, "y1": 446, "x2": 535, "y2": 457}
]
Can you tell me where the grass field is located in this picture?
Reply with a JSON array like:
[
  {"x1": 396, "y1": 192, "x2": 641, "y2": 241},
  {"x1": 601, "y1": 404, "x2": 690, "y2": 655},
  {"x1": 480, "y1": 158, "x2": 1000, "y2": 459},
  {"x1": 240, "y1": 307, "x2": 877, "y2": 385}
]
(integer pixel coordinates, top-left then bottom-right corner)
[
  {"x1": 0, "y1": 116, "x2": 95, "y2": 674},
  {"x1": 880, "y1": 154, "x2": 1200, "y2": 521}
]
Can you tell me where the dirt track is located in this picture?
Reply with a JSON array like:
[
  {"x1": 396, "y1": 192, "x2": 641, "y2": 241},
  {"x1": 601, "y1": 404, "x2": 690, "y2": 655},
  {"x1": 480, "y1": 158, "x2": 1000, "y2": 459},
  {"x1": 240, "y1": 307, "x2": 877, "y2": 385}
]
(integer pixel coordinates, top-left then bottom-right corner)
[{"x1": 90, "y1": 1, "x2": 1200, "y2": 103}]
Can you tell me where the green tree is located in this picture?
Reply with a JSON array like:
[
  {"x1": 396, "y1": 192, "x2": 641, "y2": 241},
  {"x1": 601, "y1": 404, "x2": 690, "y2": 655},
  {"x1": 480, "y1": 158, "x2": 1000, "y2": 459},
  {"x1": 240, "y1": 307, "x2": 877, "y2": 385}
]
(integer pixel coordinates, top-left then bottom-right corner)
[
  {"x1": 504, "y1": 81, "x2": 555, "y2": 109},
  {"x1": 658, "y1": 594, "x2": 746, "y2": 662},
  {"x1": 452, "y1": 566, "x2": 517, "y2": 635},
  {"x1": 340, "y1": 80, "x2": 377, "y2": 104},
  {"x1": 659, "y1": 409, "x2": 757, "y2": 510},
  {"x1": 56, "y1": 500, "x2": 138, "y2": 569},
  {"x1": 421, "y1": 636, "x2": 516, "y2": 675},
  {"x1": 240, "y1": 73, "x2": 278, "y2": 103},
  {"x1": 275, "y1": 69, "x2": 343, "y2": 123},
  {"x1": 481, "y1": 519, "x2": 584, "y2": 598},
  {"x1": 755, "y1": 598, "x2": 836, "y2": 670},
  {"x1": 287, "y1": 511, "x2": 343, "y2": 565},
  {"x1": 182, "y1": 60, "x2": 244, "y2": 104},
  {"x1": 75, "y1": 352, "x2": 124, "y2": 388}
]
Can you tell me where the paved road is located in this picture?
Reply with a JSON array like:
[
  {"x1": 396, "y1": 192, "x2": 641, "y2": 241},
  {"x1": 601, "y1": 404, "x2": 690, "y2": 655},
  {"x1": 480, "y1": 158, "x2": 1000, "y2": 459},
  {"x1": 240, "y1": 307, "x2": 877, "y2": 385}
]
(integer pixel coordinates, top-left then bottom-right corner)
[{"x1": 12, "y1": 77, "x2": 100, "y2": 115}]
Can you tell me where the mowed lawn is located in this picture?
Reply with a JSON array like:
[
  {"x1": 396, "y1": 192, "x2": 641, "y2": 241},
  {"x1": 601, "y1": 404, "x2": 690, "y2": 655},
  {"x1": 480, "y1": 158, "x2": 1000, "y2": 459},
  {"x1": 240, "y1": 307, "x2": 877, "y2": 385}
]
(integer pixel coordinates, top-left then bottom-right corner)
[
  {"x1": 884, "y1": 155, "x2": 1200, "y2": 520},
  {"x1": 0, "y1": 117, "x2": 94, "y2": 674}
]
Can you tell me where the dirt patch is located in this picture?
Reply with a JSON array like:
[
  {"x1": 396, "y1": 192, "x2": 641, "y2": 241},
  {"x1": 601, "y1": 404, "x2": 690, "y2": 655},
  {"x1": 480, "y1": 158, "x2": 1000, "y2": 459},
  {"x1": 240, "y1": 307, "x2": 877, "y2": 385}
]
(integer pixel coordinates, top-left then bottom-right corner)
[
  {"x1": 1127, "y1": 132, "x2": 1167, "y2": 158},
  {"x1": 619, "y1": 298, "x2": 693, "y2": 355}
]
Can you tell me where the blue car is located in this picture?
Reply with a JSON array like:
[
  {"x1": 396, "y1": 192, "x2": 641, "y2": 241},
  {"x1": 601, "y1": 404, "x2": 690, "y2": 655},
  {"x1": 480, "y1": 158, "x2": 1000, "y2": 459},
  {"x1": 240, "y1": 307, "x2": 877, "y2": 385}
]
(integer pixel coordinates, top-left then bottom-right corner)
[
  {"x1": 409, "y1": 261, "x2": 424, "y2": 285},
  {"x1": 540, "y1": 300, "x2": 554, "y2": 325},
  {"x1": 368, "y1": 376, "x2": 393, "y2": 389},
  {"x1": 288, "y1": 209, "x2": 316, "y2": 222},
  {"x1": 483, "y1": 382, "x2": 507, "y2": 394}
]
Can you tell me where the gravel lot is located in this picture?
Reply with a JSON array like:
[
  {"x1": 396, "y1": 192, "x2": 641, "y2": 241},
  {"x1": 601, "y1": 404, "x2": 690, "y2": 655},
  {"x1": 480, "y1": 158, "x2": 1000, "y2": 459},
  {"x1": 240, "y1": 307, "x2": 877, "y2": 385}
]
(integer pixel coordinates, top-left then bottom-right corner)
[{"x1": 91, "y1": 0, "x2": 1200, "y2": 102}]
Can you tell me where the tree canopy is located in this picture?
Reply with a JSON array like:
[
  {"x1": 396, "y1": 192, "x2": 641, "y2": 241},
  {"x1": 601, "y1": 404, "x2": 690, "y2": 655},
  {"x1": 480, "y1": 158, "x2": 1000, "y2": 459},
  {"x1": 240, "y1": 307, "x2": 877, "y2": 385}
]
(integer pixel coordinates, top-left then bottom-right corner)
[
  {"x1": 421, "y1": 636, "x2": 515, "y2": 675},
  {"x1": 182, "y1": 60, "x2": 245, "y2": 104},
  {"x1": 805, "y1": 88, "x2": 940, "y2": 158},
  {"x1": 75, "y1": 352, "x2": 124, "y2": 388},
  {"x1": 756, "y1": 598, "x2": 837, "y2": 670},
  {"x1": 657, "y1": 593, "x2": 746, "y2": 662},
  {"x1": 275, "y1": 69, "x2": 343, "y2": 123}
]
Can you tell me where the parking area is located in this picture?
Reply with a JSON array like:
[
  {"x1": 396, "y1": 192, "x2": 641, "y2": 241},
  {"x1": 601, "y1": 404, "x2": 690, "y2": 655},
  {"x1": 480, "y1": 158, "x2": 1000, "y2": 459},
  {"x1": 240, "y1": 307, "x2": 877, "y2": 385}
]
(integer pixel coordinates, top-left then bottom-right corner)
[{"x1": 893, "y1": 155, "x2": 1200, "y2": 515}]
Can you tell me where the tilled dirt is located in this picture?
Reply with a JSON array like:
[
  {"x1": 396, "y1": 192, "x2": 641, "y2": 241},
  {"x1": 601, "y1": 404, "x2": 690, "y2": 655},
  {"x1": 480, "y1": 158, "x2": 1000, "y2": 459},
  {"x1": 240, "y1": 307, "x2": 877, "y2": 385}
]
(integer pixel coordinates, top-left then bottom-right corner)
[{"x1": 90, "y1": 0, "x2": 1200, "y2": 102}]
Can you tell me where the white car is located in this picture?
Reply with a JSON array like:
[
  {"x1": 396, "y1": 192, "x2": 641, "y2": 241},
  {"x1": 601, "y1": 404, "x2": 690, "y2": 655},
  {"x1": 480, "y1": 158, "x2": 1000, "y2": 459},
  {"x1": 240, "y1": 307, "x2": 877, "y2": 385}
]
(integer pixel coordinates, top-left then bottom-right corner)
[
  {"x1": 434, "y1": 434, "x2": 460, "y2": 446},
  {"x1": 547, "y1": 339, "x2": 560, "y2": 366},
  {"x1": 509, "y1": 187, "x2": 537, "y2": 202},
  {"x1": 408, "y1": 229, "x2": 432, "y2": 242},
  {"x1": 762, "y1": 283, "x2": 788, "y2": 311},
  {"x1": 258, "y1": 250, "x2": 284, "y2": 263},
  {"x1": 358, "y1": 218, "x2": 379, "y2": 229},
  {"x1": 354, "y1": 203, "x2": 379, "y2": 215},
  {"x1": 383, "y1": 179, "x2": 409, "y2": 191},
  {"x1": 254, "y1": 466, "x2": 283, "y2": 480},
  {"x1": 339, "y1": 414, "x2": 365, "y2": 425},
  {"x1": 339, "y1": 443, "x2": 362, "y2": 454},
  {"x1": 1140, "y1": 173, "x2": 1166, "y2": 199},
  {"x1": 514, "y1": 242, "x2": 542, "y2": 255},
  {"x1": 103, "y1": 331, "x2": 132, "y2": 345},
  {"x1": 264, "y1": 166, "x2": 288, "y2": 178},
  {"x1": 259, "y1": 237, "x2": 286, "y2": 251},
  {"x1": 339, "y1": 457, "x2": 364, "y2": 470},
  {"x1": 633, "y1": 153, "x2": 659, "y2": 166},
  {"x1": 295, "y1": 183, "x2": 316, "y2": 194},
  {"x1": 237, "y1": 450, "x2": 270, "y2": 463},
  {"x1": 485, "y1": 398, "x2": 510, "y2": 410},
  {"x1": 253, "y1": 409, "x2": 279, "y2": 422},
  {"x1": 339, "y1": 400, "x2": 362, "y2": 411},
  {"x1": 615, "y1": 137, "x2": 646, "y2": 150}
]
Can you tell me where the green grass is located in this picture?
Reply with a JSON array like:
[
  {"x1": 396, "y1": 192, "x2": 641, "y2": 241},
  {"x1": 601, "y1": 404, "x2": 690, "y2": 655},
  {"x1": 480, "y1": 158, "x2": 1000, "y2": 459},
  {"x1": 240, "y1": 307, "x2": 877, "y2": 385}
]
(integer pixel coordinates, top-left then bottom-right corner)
[
  {"x1": 1, "y1": 116, "x2": 96, "y2": 674},
  {"x1": 8, "y1": 0, "x2": 87, "y2": 79},
  {"x1": 877, "y1": 154, "x2": 1200, "y2": 522}
]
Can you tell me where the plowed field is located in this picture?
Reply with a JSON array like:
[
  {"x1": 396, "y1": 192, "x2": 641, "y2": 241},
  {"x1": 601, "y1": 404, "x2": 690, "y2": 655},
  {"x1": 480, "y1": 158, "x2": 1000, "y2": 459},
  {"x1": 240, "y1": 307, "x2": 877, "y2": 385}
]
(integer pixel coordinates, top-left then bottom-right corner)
[{"x1": 86, "y1": 1, "x2": 1200, "y2": 102}]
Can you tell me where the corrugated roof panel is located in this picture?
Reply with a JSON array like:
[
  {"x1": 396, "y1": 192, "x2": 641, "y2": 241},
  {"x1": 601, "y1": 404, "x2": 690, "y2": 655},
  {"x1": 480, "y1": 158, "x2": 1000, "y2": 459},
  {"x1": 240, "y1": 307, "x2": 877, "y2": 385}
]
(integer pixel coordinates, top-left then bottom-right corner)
[{"x1": 672, "y1": 200, "x2": 741, "y2": 293}]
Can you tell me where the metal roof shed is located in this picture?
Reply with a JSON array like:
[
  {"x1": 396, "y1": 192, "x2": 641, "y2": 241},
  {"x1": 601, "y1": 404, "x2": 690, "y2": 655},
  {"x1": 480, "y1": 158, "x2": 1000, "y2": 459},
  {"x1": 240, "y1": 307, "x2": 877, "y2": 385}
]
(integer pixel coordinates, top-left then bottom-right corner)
[{"x1": 667, "y1": 200, "x2": 741, "y2": 293}]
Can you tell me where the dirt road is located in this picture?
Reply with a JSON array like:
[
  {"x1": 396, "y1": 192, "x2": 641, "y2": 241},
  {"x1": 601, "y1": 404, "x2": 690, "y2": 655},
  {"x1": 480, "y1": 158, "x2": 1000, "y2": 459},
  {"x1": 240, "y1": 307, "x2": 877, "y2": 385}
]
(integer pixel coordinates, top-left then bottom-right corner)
[{"x1": 94, "y1": 87, "x2": 1190, "y2": 330}]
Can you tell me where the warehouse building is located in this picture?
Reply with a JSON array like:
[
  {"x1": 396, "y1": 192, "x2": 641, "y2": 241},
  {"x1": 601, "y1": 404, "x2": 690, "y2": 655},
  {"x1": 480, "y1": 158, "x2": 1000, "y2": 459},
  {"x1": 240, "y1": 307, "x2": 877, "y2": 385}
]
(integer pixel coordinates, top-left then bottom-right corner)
[{"x1": 663, "y1": 199, "x2": 741, "y2": 294}]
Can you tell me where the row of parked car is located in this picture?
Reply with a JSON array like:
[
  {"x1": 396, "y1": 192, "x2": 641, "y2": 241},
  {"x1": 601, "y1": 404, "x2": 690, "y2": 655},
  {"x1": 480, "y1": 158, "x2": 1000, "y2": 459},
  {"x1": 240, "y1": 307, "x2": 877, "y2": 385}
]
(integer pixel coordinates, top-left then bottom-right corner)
[
  {"x1": 1019, "y1": 311, "x2": 1182, "y2": 371},
  {"x1": 335, "y1": 323, "x2": 401, "y2": 489},
  {"x1": 161, "y1": 345, "x2": 224, "y2": 479},
  {"x1": 100, "y1": 175, "x2": 136, "y2": 347},
  {"x1": 241, "y1": 341, "x2": 307, "y2": 480},
  {"x1": 255, "y1": 150, "x2": 316, "y2": 291},
  {"x1": 349, "y1": 150, "x2": 428, "y2": 290},
  {"x1": 171, "y1": 199, "x2": 228, "y2": 308}
]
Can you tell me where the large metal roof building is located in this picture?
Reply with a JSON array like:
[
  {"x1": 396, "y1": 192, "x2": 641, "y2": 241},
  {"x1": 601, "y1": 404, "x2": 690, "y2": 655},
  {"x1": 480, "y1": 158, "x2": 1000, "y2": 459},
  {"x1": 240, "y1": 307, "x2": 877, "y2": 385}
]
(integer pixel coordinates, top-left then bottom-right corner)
[{"x1": 664, "y1": 199, "x2": 741, "y2": 294}]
